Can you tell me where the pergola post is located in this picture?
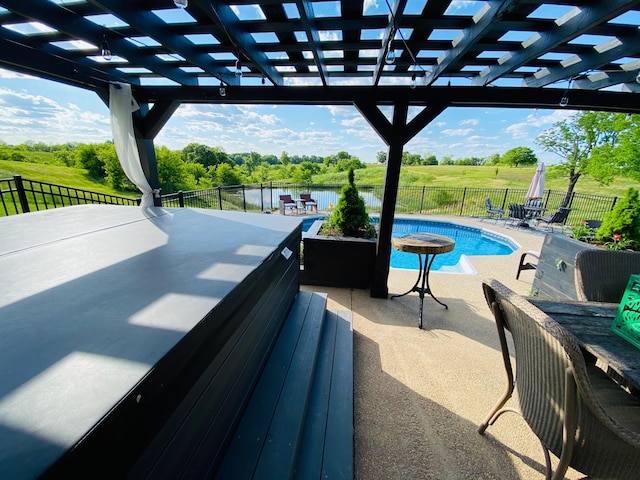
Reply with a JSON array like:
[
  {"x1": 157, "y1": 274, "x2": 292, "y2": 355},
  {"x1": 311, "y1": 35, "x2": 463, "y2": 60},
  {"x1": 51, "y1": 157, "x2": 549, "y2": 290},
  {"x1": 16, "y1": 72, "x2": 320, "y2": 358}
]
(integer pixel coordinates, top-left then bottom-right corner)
[
  {"x1": 133, "y1": 100, "x2": 181, "y2": 207},
  {"x1": 356, "y1": 101, "x2": 448, "y2": 298},
  {"x1": 135, "y1": 137, "x2": 161, "y2": 207},
  {"x1": 370, "y1": 105, "x2": 408, "y2": 298}
]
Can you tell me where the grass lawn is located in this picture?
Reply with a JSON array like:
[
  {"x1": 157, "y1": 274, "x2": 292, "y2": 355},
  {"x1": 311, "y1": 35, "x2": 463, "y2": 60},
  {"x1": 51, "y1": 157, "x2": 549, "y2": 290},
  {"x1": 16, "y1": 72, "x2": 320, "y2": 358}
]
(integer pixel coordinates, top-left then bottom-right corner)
[
  {"x1": 316, "y1": 164, "x2": 635, "y2": 198},
  {"x1": 1, "y1": 159, "x2": 635, "y2": 201},
  {"x1": 0, "y1": 160, "x2": 138, "y2": 198}
]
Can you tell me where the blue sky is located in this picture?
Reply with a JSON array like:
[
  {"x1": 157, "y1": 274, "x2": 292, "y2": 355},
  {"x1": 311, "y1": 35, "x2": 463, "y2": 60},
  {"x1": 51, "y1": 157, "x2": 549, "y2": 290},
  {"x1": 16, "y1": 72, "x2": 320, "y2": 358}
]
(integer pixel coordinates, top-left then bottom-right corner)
[
  {"x1": 0, "y1": 67, "x2": 575, "y2": 164},
  {"x1": 1, "y1": 1, "x2": 638, "y2": 165}
]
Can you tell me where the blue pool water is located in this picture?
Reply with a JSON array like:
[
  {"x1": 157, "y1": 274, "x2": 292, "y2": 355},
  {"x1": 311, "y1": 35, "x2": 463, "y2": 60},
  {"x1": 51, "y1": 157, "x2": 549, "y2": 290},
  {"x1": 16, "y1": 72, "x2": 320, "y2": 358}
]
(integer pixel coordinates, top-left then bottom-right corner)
[{"x1": 302, "y1": 216, "x2": 518, "y2": 273}]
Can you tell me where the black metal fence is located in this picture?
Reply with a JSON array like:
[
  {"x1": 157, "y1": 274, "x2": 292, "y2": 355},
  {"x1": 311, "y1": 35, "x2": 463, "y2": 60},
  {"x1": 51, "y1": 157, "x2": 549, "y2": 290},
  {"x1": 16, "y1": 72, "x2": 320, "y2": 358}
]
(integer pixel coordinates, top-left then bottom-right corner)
[
  {"x1": 0, "y1": 175, "x2": 138, "y2": 216},
  {"x1": 2, "y1": 176, "x2": 619, "y2": 225},
  {"x1": 161, "y1": 182, "x2": 618, "y2": 224}
]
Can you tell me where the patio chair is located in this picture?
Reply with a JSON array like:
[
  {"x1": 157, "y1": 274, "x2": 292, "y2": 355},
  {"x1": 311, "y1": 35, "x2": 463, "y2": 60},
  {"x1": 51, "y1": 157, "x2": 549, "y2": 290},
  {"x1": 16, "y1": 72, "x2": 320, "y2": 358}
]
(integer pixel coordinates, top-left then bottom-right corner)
[
  {"x1": 479, "y1": 279, "x2": 640, "y2": 480},
  {"x1": 575, "y1": 249, "x2": 640, "y2": 303},
  {"x1": 524, "y1": 199, "x2": 544, "y2": 219},
  {"x1": 504, "y1": 203, "x2": 527, "y2": 228},
  {"x1": 485, "y1": 198, "x2": 504, "y2": 219},
  {"x1": 536, "y1": 207, "x2": 571, "y2": 231},
  {"x1": 515, "y1": 250, "x2": 539, "y2": 280},
  {"x1": 300, "y1": 193, "x2": 317, "y2": 213},
  {"x1": 279, "y1": 194, "x2": 298, "y2": 215}
]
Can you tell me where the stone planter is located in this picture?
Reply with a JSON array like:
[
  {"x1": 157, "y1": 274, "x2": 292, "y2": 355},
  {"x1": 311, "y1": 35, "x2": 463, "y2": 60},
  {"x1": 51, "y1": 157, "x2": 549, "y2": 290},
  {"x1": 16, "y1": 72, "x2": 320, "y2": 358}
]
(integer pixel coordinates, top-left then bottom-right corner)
[
  {"x1": 300, "y1": 220, "x2": 377, "y2": 289},
  {"x1": 532, "y1": 233, "x2": 598, "y2": 300}
]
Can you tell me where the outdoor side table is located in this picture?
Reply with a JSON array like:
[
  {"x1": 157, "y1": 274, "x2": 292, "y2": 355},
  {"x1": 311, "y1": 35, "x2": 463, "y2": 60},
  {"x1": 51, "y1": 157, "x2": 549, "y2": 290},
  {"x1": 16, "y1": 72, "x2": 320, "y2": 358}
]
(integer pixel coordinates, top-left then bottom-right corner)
[{"x1": 391, "y1": 233, "x2": 455, "y2": 329}]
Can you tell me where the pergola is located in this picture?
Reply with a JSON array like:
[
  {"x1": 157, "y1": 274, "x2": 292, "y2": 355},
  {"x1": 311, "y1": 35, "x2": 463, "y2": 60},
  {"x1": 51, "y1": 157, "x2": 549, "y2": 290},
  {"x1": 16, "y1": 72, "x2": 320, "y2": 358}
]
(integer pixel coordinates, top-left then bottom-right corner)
[{"x1": 1, "y1": 0, "x2": 639, "y2": 296}]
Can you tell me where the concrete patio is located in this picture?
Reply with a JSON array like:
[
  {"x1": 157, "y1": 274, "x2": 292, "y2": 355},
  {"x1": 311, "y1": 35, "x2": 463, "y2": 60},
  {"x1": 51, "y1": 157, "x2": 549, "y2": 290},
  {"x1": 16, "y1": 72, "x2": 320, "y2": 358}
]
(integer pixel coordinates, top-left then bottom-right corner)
[{"x1": 302, "y1": 216, "x2": 585, "y2": 479}]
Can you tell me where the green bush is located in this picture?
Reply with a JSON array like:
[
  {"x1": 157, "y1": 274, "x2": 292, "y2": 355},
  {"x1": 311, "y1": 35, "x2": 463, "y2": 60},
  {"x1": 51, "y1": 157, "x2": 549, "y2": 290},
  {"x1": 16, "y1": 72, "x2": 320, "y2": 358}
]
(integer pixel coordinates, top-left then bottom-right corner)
[
  {"x1": 596, "y1": 187, "x2": 640, "y2": 250},
  {"x1": 326, "y1": 168, "x2": 375, "y2": 238}
]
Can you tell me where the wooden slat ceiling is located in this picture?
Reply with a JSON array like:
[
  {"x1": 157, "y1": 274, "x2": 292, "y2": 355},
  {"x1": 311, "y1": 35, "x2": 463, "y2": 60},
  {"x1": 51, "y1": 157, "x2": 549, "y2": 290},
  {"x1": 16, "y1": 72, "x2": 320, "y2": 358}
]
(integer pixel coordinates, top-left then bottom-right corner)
[{"x1": 0, "y1": 0, "x2": 639, "y2": 110}]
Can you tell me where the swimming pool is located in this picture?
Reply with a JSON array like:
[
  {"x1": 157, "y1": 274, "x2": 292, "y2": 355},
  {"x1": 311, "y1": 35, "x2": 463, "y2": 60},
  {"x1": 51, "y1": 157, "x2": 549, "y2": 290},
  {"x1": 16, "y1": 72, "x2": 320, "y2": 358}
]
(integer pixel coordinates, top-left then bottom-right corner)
[{"x1": 302, "y1": 216, "x2": 519, "y2": 274}]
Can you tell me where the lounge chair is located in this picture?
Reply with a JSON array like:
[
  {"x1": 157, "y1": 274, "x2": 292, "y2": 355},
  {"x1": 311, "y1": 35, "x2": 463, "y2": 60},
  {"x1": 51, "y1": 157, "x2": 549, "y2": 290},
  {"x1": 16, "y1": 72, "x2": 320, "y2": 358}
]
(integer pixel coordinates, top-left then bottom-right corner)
[
  {"x1": 299, "y1": 193, "x2": 317, "y2": 213},
  {"x1": 279, "y1": 194, "x2": 298, "y2": 215},
  {"x1": 484, "y1": 198, "x2": 504, "y2": 219},
  {"x1": 480, "y1": 279, "x2": 640, "y2": 480},
  {"x1": 536, "y1": 207, "x2": 571, "y2": 231}
]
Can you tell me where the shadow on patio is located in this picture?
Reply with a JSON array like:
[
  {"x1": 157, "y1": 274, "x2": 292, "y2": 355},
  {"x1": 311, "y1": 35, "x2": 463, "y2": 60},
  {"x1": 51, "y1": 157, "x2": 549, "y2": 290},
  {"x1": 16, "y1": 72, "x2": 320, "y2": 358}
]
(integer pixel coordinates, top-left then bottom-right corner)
[{"x1": 303, "y1": 217, "x2": 584, "y2": 479}]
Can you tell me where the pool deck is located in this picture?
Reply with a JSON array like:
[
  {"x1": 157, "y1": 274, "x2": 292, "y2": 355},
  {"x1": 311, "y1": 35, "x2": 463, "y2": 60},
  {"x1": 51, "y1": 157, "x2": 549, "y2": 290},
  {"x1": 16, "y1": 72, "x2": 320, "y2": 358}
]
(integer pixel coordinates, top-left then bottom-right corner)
[{"x1": 302, "y1": 215, "x2": 585, "y2": 479}]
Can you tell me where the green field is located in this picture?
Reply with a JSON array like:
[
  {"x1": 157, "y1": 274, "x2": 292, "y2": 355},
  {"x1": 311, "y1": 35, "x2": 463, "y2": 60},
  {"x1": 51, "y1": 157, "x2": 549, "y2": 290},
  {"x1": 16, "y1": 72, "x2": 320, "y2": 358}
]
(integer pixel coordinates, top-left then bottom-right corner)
[
  {"x1": 1, "y1": 159, "x2": 637, "y2": 200},
  {"x1": 0, "y1": 160, "x2": 138, "y2": 198},
  {"x1": 316, "y1": 164, "x2": 636, "y2": 198}
]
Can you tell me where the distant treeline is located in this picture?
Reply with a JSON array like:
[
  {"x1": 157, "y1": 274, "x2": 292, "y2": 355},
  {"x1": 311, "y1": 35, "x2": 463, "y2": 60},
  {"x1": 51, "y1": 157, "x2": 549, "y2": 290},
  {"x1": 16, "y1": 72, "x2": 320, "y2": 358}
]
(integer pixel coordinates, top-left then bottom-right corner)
[{"x1": 0, "y1": 140, "x2": 537, "y2": 195}]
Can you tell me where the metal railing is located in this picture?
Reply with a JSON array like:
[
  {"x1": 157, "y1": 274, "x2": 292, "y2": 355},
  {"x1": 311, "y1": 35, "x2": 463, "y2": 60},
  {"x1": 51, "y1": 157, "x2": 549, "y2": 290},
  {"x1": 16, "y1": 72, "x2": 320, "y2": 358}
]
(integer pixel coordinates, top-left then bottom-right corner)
[
  {"x1": 2, "y1": 176, "x2": 619, "y2": 225},
  {"x1": 0, "y1": 175, "x2": 138, "y2": 216},
  {"x1": 161, "y1": 182, "x2": 619, "y2": 224}
]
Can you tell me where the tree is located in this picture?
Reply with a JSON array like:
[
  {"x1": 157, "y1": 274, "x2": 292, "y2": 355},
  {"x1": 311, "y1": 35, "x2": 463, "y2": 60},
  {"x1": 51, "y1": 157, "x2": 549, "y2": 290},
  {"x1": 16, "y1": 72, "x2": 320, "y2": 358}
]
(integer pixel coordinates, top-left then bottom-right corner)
[
  {"x1": 76, "y1": 144, "x2": 106, "y2": 178},
  {"x1": 500, "y1": 147, "x2": 537, "y2": 167},
  {"x1": 536, "y1": 111, "x2": 632, "y2": 206},
  {"x1": 182, "y1": 143, "x2": 215, "y2": 167},
  {"x1": 156, "y1": 146, "x2": 188, "y2": 192},
  {"x1": 422, "y1": 153, "x2": 438, "y2": 165},
  {"x1": 279, "y1": 151, "x2": 291, "y2": 166},
  {"x1": 376, "y1": 151, "x2": 387, "y2": 163},
  {"x1": 327, "y1": 168, "x2": 374, "y2": 238}
]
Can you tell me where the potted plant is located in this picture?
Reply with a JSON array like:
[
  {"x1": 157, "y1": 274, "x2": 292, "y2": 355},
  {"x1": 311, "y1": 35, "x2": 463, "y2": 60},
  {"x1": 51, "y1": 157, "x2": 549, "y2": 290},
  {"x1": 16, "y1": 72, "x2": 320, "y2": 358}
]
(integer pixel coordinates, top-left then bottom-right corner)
[{"x1": 301, "y1": 168, "x2": 377, "y2": 288}]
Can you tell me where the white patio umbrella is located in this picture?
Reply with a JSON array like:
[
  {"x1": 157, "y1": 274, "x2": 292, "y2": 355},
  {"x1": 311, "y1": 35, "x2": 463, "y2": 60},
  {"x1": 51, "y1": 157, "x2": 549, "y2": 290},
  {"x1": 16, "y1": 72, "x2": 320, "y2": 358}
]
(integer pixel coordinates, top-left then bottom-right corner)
[{"x1": 526, "y1": 162, "x2": 545, "y2": 200}]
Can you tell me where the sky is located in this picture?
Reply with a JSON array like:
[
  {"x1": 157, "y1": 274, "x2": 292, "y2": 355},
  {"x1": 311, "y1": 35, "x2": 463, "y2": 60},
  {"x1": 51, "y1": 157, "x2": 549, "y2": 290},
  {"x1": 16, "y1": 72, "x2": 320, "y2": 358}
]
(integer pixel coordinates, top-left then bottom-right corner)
[
  {"x1": 1, "y1": 1, "x2": 638, "y2": 165},
  {"x1": 0, "y1": 67, "x2": 576, "y2": 165}
]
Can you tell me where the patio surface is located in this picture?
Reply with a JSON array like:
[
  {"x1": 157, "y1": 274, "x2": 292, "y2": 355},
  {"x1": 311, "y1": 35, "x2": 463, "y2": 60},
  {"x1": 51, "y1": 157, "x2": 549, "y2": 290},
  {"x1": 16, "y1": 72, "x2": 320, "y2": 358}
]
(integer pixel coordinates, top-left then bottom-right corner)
[{"x1": 302, "y1": 216, "x2": 584, "y2": 479}]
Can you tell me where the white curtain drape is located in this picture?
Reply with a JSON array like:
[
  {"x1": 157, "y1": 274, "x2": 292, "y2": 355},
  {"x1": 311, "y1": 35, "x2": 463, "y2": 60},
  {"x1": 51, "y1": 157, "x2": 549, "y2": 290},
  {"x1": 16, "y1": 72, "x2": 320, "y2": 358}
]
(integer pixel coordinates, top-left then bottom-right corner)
[{"x1": 109, "y1": 82, "x2": 154, "y2": 207}]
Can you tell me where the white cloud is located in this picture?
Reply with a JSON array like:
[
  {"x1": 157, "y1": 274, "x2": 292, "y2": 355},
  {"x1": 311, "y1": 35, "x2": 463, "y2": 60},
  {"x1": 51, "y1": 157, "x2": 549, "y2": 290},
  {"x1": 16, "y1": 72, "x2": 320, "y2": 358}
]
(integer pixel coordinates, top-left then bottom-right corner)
[
  {"x1": 505, "y1": 109, "x2": 577, "y2": 139},
  {"x1": 442, "y1": 128, "x2": 474, "y2": 136},
  {"x1": 460, "y1": 118, "x2": 479, "y2": 125}
]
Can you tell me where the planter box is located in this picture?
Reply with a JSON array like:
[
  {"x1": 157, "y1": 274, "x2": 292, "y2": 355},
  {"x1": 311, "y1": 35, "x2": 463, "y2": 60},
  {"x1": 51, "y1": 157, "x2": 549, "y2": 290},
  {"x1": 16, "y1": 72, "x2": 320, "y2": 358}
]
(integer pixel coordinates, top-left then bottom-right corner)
[
  {"x1": 301, "y1": 220, "x2": 376, "y2": 289},
  {"x1": 532, "y1": 233, "x2": 597, "y2": 300}
]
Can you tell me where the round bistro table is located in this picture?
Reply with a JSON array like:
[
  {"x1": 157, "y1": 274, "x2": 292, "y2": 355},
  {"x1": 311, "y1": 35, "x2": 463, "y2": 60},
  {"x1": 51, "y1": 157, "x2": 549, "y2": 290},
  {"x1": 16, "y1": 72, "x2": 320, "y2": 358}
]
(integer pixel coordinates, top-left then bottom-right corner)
[{"x1": 391, "y1": 233, "x2": 455, "y2": 329}]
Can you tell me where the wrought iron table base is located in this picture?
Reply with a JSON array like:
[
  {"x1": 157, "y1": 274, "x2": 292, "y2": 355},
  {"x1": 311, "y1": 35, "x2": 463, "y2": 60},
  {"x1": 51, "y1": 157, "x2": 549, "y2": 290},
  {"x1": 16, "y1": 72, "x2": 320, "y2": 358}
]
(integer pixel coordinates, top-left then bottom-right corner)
[{"x1": 391, "y1": 252, "x2": 448, "y2": 329}]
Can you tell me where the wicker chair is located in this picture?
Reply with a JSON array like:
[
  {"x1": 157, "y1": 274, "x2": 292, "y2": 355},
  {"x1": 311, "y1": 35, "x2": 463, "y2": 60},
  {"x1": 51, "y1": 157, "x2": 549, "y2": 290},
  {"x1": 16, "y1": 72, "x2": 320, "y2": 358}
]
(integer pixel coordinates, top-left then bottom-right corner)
[
  {"x1": 575, "y1": 249, "x2": 640, "y2": 303},
  {"x1": 278, "y1": 194, "x2": 298, "y2": 215},
  {"x1": 299, "y1": 193, "x2": 317, "y2": 213},
  {"x1": 479, "y1": 279, "x2": 640, "y2": 480}
]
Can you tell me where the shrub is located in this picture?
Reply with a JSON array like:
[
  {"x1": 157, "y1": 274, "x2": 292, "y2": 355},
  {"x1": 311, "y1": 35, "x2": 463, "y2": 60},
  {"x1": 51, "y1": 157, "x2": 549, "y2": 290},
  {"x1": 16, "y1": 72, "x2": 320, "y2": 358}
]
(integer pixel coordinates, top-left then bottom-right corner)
[
  {"x1": 325, "y1": 168, "x2": 375, "y2": 238},
  {"x1": 596, "y1": 187, "x2": 640, "y2": 250}
]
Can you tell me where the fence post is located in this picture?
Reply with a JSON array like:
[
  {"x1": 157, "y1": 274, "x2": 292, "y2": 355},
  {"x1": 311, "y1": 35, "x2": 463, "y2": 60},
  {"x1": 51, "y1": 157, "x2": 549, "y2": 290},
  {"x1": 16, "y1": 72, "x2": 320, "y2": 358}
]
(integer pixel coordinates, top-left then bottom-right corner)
[
  {"x1": 242, "y1": 185, "x2": 247, "y2": 211},
  {"x1": 218, "y1": 187, "x2": 223, "y2": 210},
  {"x1": 419, "y1": 186, "x2": 425, "y2": 214},
  {"x1": 178, "y1": 191, "x2": 184, "y2": 208},
  {"x1": 13, "y1": 175, "x2": 30, "y2": 213},
  {"x1": 501, "y1": 189, "x2": 508, "y2": 210},
  {"x1": 459, "y1": 187, "x2": 466, "y2": 216},
  {"x1": 260, "y1": 183, "x2": 264, "y2": 212}
]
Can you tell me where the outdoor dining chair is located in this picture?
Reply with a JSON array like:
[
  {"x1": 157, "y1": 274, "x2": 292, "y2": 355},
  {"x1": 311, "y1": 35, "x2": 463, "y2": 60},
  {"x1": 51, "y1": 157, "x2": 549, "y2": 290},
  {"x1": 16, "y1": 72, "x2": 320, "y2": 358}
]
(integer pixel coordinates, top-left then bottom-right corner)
[
  {"x1": 536, "y1": 207, "x2": 571, "y2": 231},
  {"x1": 278, "y1": 194, "x2": 298, "y2": 215},
  {"x1": 504, "y1": 203, "x2": 527, "y2": 228},
  {"x1": 479, "y1": 279, "x2": 640, "y2": 480},
  {"x1": 575, "y1": 249, "x2": 640, "y2": 303}
]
